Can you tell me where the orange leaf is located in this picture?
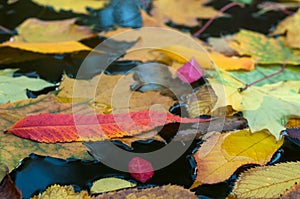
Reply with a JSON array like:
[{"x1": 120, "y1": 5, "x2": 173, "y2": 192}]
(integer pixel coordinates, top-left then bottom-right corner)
[
  {"x1": 6, "y1": 110, "x2": 211, "y2": 143},
  {"x1": 191, "y1": 129, "x2": 283, "y2": 187}
]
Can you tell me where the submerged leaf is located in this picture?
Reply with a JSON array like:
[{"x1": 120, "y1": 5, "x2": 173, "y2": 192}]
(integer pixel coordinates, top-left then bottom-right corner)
[{"x1": 230, "y1": 162, "x2": 300, "y2": 199}]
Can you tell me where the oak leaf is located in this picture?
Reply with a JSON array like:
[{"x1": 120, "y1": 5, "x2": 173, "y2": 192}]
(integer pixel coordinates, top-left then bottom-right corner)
[
  {"x1": 151, "y1": 0, "x2": 221, "y2": 26},
  {"x1": 208, "y1": 70, "x2": 300, "y2": 140},
  {"x1": 191, "y1": 129, "x2": 283, "y2": 187},
  {"x1": 229, "y1": 29, "x2": 300, "y2": 64},
  {"x1": 6, "y1": 110, "x2": 210, "y2": 143},
  {"x1": 229, "y1": 162, "x2": 300, "y2": 199}
]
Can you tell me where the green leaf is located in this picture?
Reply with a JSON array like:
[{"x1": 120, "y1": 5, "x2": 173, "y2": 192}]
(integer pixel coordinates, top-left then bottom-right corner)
[
  {"x1": 231, "y1": 0, "x2": 253, "y2": 4},
  {"x1": 230, "y1": 65, "x2": 300, "y2": 86},
  {"x1": 0, "y1": 69, "x2": 54, "y2": 104},
  {"x1": 91, "y1": 177, "x2": 136, "y2": 194},
  {"x1": 229, "y1": 29, "x2": 300, "y2": 65},
  {"x1": 208, "y1": 70, "x2": 300, "y2": 139}
]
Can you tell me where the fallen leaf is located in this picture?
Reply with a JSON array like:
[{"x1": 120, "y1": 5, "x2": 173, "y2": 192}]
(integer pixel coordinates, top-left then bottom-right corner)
[
  {"x1": 30, "y1": 184, "x2": 89, "y2": 199},
  {"x1": 90, "y1": 177, "x2": 136, "y2": 194},
  {"x1": 229, "y1": 29, "x2": 300, "y2": 64},
  {"x1": 0, "y1": 166, "x2": 22, "y2": 199},
  {"x1": 229, "y1": 162, "x2": 300, "y2": 199},
  {"x1": 6, "y1": 110, "x2": 211, "y2": 143},
  {"x1": 191, "y1": 129, "x2": 284, "y2": 187},
  {"x1": 154, "y1": 45, "x2": 255, "y2": 71},
  {"x1": 0, "y1": 68, "x2": 54, "y2": 104},
  {"x1": 31, "y1": 0, "x2": 109, "y2": 14},
  {"x1": 92, "y1": 184, "x2": 198, "y2": 199},
  {"x1": 207, "y1": 35, "x2": 236, "y2": 56},
  {"x1": 0, "y1": 94, "x2": 96, "y2": 171},
  {"x1": 282, "y1": 181, "x2": 300, "y2": 199},
  {"x1": 176, "y1": 57, "x2": 203, "y2": 83},
  {"x1": 208, "y1": 70, "x2": 300, "y2": 140},
  {"x1": 128, "y1": 157, "x2": 154, "y2": 183},
  {"x1": 272, "y1": 9, "x2": 300, "y2": 49},
  {"x1": 13, "y1": 18, "x2": 95, "y2": 43},
  {"x1": 151, "y1": 0, "x2": 221, "y2": 26}
]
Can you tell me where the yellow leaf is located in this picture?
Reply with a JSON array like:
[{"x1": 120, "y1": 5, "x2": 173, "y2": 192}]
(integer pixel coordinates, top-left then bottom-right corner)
[
  {"x1": 30, "y1": 184, "x2": 89, "y2": 199},
  {"x1": 191, "y1": 129, "x2": 283, "y2": 187},
  {"x1": 272, "y1": 8, "x2": 300, "y2": 49},
  {"x1": 14, "y1": 18, "x2": 95, "y2": 43},
  {"x1": 230, "y1": 162, "x2": 300, "y2": 199},
  {"x1": 154, "y1": 45, "x2": 255, "y2": 71},
  {"x1": 208, "y1": 70, "x2": 300, "y2": 140},
  {"x1": 90, "y1": 177, "x2": 136, "y2": 194},
  {"x1": 32, "y1": 0, "x2": 109, "y2": 14},
  {"x1": 151, "y1": 0, "x2": 222, "y2": 26}
]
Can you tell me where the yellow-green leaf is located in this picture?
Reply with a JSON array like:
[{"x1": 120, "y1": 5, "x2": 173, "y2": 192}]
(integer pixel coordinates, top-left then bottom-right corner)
[
  {"x1": 230, "y1": 162, "x2": 300, "y2": 199},
  {"x1": 90, "y1": 177, "x2": 136, "y2": 194}
]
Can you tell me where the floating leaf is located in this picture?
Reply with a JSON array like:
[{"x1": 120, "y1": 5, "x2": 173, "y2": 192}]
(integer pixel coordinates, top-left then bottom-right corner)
[
  {"x1": 191, "y1": 129, "x2": 283, "y2": 187},
  {"x1": 90, "y1": 177, "x2": 136, "y2": 194},
  {"x1": 272, "y1": 8, "x2": 300, "y2": 49},
  {"x1": 0, "y1": 166, "x2": 22, "y2": 199},
  {"x1": 128, "y1": 157, "x2": 154, "y2": 183},
  {"x1": 229, "y1": 29, "x2": 300, "y2": 64},
  {"x1": 176, "y1": 57, "x2": 203, "y2": 83},
  {"x1": 30, "y1": 184, "x2": 89, "y2": 199},
  {"x1": 151, "y1": 0, "x2": 221, "y2": 26},
  {"x1": 208, "y1": 70, "x2": 300, "y2": 140},
  {"x1": 6, "y1": 110, "x2": 211, "y2": 143},
  {"x1": 229, "y1": 162, "x2": 300, "y2": 199},
  {"x1": 92, "y1": 184, "x2": 198, "y2": 199},
  {"x1": 0, "y1": 68, "x2": 54, "y2": 104},
  {"x1": 31, "y1": 0, "x2": 109, "y2": 14},
  {"x1": 0, "y1": 94, "x2": 96, "y2": 171}
]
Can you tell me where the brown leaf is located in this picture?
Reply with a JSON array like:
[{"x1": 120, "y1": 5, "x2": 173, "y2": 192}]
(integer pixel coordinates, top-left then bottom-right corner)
[
  {"x1": 282, "y1": 182, "x2": 300, "y2": 199},
  {"x1": 0, "y1": 166, "x2": 22, "y2": 199},
  {"x1": 92, "y1": 184, "x2": 198, "y2": 199}
]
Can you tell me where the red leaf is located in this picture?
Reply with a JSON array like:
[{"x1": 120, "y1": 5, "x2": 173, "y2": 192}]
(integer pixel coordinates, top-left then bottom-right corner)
[
  {"x1": 128, "y1": 157, "x2": 154, "y2": 183},
  {"x1": 6, "y1": 110, "x2": 211, "y2": 143},
  {"x1": 176, "y1": 57, "x2": 203, "y2": 83}
]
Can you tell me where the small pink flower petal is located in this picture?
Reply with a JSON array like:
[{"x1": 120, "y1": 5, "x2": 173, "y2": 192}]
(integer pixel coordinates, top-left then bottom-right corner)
[{"x1": 176, "y1": 57, "x2": 203, "y2": 83}]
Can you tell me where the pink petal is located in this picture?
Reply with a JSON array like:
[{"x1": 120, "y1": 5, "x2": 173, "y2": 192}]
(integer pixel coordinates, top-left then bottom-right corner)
[{"x1": 176, "y1": 57, "x2": 203, "y2": 83}]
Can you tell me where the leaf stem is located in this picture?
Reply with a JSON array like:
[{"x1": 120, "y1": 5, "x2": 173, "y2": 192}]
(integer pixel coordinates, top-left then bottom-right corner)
[
  {"x1": 193, "y1": 2, "x2": 243, "y2": 37},
  {"x1": 0, "y1": 25, "x2": 13, "y2": 35},
  {"x1": 239, "y1": 63, "x2": 286, "y2": 92}
]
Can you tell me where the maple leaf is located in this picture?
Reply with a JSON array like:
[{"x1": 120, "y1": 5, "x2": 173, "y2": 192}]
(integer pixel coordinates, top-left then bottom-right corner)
[
  {"x1": 229, "y1": 162, "x2": 300, "y2": 199},
  {"x1": 6, "y1": 110, "x2": 211, "y2": 143},
  {"x1": 208, "y1": 70, "x2": 300, "y2": 139},
  {"x1": 151, "y1": 0, "x2": 221, "y2": 26},
  {"x1": 229, "y1": 29, "x2": 300, "y2": 65},
  {"x1": 191, "y1": 129, "x2": 283, "y2": 187},
  {"x1": 128, "y1": 157, "x2": 154, "y2": 183}
]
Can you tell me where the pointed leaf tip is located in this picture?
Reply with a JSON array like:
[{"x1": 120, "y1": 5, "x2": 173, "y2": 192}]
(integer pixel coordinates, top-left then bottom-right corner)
[
  {"x1": 128, "y1": 157, "x2": 154, "y2": 183},
  {"x1": 177, "y1": 57, "x2": 203, "y2": 83}
]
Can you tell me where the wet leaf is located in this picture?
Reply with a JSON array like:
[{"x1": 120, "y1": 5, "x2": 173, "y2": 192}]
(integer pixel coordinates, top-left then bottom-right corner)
[
  {"x1": 208, "y1": 70, "x2": 300, "y2": 140},
  {"x1": 151, "y1": 0, "x2": 221, "y2": 26},
  {"x1": 272, "y1": 9, "x2": 300, "y2": 49},
  {"x1": 0, "y1": 68, "x2": 54, "y2": 104},
  {"x1": 191, "y1": 129, "x2": 284, "y2": 187},
  {"x1": 229, "y1": 29, "x2": 300, "y2": 64},
  {"x1": 128, "y1": 157, "x2": 154, "y2": 183},
  {"x1": 92, "y1": 184, "x2": 198, "y2": 199},
  {"x1": 229, "y1": 162, "x2": 300, "y2": 199},
  {"x1": 0, "y1": 166, "x2": 22, "y2": 199},
  {"x1": 176, "y1": 57, "x2": 203, "y2": 83},
  {"x1": 14, "y1": 18, "x2": 95, "y2": 43},
  {"x1": 282, "y1": 182, "x2": 300, "y2": 199},
  {"x1": 30, "y1": 184, "x2": 89, "y2": 199},
  {"x1": 90, "y1": 177, "x2": 136, "y2": 194},
  {"x1": 0, "y1": 94, "x2": 95, "y2": 171},
  {"x1": 6, "y1": 110, "x2": 211, "y2": 143},
  {"x1": 31, "y1": 0, "x2": 109, "y2": 14}
]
